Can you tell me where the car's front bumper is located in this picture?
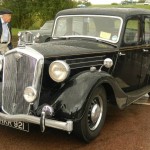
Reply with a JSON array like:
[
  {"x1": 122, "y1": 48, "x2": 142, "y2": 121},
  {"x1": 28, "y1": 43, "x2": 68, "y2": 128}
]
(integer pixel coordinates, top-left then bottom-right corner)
[{"x1": 0, "y1": 112, "x2": 73, "y2": 132}]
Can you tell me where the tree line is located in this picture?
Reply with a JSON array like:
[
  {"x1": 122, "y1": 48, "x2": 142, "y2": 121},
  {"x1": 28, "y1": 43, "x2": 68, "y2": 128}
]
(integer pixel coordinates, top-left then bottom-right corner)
[{"x1": 2, "y1": 0, "x2": 91, "y2": 29}]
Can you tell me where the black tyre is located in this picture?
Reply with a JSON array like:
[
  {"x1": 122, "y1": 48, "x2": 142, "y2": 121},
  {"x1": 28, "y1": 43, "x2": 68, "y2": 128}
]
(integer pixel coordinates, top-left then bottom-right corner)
[
  {"x1": 74, "y1": 86, "x2": 107, "y2": 142},
  {"x1": 45, "y1": 38, "x2": 50, "y2": 42}
]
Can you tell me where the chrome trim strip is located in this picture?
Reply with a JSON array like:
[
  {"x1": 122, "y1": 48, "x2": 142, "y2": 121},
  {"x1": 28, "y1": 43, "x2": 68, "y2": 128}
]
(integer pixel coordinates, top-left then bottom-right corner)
[
  {"x1": 5, "y1": 46, "x2": 43, "y2": 60},
  {"x1": 0, "y1": 113, "x2": 73, "y2": 132},
  {"x1": 66, "y1": 55, "x2": 105, "y2": 62},
  {"x1": 66, "y1": 55, "x2": 105, "y2": 69},
  {"x1": 68, "y1": 59, "x2": 103, "y2": 65},
  {"x1": 69, "y1": 63, "x2": 103, "y2": 69}
]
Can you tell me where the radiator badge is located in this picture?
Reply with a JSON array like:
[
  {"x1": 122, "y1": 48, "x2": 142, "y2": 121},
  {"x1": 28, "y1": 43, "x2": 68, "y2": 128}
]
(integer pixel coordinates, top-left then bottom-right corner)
[{"x1": 14, "y1": 53, "x2": 23, "y2": 61}]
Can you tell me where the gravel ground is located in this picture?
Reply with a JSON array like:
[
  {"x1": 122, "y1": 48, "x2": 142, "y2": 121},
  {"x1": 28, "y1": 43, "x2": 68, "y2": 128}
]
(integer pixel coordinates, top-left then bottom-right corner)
[{"x1": 0, "y1": 97, "x2": 149, "y2": 150}]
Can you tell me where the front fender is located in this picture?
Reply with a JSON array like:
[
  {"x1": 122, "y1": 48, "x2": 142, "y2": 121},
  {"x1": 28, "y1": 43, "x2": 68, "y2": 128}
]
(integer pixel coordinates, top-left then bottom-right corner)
[{"x1": 52, "y1": 71, "x2": 127, "y2": 121}]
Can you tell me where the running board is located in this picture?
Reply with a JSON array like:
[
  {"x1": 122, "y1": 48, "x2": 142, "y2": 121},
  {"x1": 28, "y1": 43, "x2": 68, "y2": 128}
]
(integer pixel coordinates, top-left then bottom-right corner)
[
  {"x1": 133, "y1": 94, "x2": 150, "y2": 105},
  {"x1": 126, "y1": 85, "x2": 150, "y2": 106}
]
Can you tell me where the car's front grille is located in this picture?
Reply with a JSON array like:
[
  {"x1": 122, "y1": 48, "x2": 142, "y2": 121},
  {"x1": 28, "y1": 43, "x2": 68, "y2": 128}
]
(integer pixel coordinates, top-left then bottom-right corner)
[
  {"x1": 22, "y1": 32, "x2": 34, "y2": 44},
  {"x1": 2, "y1": 50, "x2": 43, "y2": 115}
]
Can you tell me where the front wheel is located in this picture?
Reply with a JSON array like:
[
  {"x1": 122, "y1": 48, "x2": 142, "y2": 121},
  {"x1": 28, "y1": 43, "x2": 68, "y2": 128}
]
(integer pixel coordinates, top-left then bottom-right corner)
[{"x1": 74, "y1": 86, "x2": 107, "y2": 142}]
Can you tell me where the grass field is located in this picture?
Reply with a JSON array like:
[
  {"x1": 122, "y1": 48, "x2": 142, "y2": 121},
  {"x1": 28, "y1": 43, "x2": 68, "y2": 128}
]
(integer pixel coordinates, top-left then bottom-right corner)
[{"x1": 12, "y1": 28, "x2": 25, "y2": 36}]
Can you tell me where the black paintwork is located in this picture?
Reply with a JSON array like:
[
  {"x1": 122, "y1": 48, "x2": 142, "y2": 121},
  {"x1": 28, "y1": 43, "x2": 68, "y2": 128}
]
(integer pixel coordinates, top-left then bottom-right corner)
[
  {"x1": 31, "y1": 39, "x2": 116, "y2": 58},
  {"x1": 15, "y1": 8, "x2": 150, "y2": 122},
  {"x1": 55, "y1": 8, "x2": 150, "y2": 19},
  {"x1": 31, "y1": 8, "x2": 150, "y2": 122},
  {"x1": 49, "y1": 71, "x2": 128, "y2": 121}
]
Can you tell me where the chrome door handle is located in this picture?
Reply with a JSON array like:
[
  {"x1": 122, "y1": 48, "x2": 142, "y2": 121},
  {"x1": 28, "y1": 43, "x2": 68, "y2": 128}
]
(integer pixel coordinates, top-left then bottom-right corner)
[
  {"x1": 119, "y1": 52, "x2": 126, "y2": 56},
  {"x1": 143, "y1": 49, "x2": 149, "y2": 52}
]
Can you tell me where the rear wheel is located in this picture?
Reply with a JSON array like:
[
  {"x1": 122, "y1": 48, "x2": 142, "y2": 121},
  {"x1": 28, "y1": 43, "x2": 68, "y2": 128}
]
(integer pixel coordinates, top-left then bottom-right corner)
[{"x1": 74, "y1": 86, "x2": 107, "y2": 142}]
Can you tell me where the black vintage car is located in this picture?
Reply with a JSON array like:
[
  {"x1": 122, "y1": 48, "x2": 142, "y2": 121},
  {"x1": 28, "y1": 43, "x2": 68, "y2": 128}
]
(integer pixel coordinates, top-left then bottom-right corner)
[
  {"x1": 0, "y1": 8, "x2": 150, "y2": 142},
  {"x1": 18, "y1": 20, "x2": 54, "y2": 46}
]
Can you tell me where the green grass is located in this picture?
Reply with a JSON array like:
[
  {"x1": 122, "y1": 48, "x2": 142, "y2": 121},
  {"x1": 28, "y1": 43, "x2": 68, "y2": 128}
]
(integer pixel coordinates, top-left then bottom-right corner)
[{"x1": 12, "y1": 28, "x2": 25, "y2": 36}]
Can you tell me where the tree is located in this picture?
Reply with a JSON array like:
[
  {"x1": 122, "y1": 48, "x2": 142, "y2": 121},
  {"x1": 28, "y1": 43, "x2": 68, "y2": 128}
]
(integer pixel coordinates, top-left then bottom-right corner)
[
  {"x1": 138, "y1": 0, "x2": 145, "y2": 2},
  {"x1": 2, "y1": 0, "x2": 77, "y2": 29}
]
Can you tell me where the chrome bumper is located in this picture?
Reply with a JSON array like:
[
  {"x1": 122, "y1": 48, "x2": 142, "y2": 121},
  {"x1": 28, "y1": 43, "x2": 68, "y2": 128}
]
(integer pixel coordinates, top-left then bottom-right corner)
[{"x1": 0, "y1": 112, "x2": 73, "y2": 132}]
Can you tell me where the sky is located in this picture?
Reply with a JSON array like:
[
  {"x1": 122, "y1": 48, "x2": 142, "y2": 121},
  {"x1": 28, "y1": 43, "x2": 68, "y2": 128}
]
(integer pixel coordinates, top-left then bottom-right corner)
[{"x1": 88, "y1": 0, "x2": 122, "y2": 4}]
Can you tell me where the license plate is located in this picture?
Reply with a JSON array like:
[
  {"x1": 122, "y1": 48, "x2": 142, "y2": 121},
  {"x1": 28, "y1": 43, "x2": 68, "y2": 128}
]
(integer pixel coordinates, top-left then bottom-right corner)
[{"x1": 0, "y1": 119, "x2": 29, "y2": 132}]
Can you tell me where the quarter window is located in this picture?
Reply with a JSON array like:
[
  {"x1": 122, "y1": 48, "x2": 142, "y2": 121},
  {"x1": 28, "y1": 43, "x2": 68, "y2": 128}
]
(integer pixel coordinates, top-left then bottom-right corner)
[
  {"x1": 124, "y1": 19, "x2": 139, "y2": 45},
  {"x1": 144, "y1": 18, "x2": 150, "y2": 44}
]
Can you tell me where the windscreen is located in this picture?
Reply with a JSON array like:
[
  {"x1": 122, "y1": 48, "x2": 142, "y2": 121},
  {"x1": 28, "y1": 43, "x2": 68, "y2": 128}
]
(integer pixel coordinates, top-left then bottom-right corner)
[{"x1": 52, "y1": 15, "x2": 122, "y2": 43}]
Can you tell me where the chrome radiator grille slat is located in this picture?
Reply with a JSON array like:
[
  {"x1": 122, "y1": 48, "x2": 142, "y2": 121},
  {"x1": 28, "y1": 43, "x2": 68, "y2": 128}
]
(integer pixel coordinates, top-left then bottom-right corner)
[
  {"x1": 25, "y1": 32, "x2": 33, "y2": 43},
  {"x1": 22, "y1": 32, "x2": 34, "y2": 44},
  {"x1": 3, "y1": 52, "x2": 37, "y2": 114}
]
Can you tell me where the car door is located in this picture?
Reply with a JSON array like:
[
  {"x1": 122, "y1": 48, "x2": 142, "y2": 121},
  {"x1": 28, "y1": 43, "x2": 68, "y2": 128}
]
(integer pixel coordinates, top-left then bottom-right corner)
[
  {"x1": 139, "y1": 16, "x2": 150, "y2": 87},
  {"x1": 113, "y1": 17, "x2": 143, "y2": 92}
]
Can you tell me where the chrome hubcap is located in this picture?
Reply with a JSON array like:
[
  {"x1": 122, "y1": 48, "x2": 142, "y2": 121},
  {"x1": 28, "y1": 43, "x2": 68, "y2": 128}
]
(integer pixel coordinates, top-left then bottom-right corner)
[
  {"x1": 91, "y1": 104, "x2": 101, "y2": 124},
  {"x1": 88, "y1": 96, "x2": 103, "y2": 131}
]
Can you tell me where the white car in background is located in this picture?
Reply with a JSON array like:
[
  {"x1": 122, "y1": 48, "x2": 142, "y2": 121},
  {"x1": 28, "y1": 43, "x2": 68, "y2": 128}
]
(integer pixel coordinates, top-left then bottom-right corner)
[{"x1": 18, "y1": 20, "x2": 54, "y2": 46}]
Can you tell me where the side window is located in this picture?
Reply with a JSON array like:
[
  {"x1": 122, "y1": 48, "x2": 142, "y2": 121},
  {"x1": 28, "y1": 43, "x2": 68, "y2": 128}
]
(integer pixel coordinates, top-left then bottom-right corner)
[
  {"x1": 124, "y1": 19, "x2": 140, "y2": 45},
  {"x1": 144, "y1": 18, "x2": 150, "y2": 44}
]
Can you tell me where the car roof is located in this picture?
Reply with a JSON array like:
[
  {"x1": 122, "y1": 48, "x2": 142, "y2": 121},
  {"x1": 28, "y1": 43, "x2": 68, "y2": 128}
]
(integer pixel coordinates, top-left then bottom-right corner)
[{"x1": 56, "y1": 8, "x2": 150, "y2": 19}]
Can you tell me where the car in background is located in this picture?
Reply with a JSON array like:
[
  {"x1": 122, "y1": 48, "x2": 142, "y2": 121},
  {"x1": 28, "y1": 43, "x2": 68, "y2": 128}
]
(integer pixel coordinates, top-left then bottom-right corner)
[
  {"x1": 121, "y1": 0, "x2": 135, "y2": 5},
  {"x1": 77, "y1": 4, "x2": 86, "y2": 8},
  {"x1": 144, "y1": 0, "x2": 150, "y2": 5},
  {"x1": 18, "y1": 20, "x2": 54, "y2": 46}
]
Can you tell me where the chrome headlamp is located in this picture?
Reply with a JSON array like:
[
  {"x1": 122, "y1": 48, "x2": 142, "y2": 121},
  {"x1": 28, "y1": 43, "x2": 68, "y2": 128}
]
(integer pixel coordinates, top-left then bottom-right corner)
[
  {"x1": 0, "y1": 55, "x2": 3, "y2": 71},
  {"x1": 33, "y1": 33, "x2": 41, "y2": 43},
  {"x1": 23, "y1": 86, "x2": 37, "y2": 103},
  {"x1": 18, "y1": 32, "x2": 24, "y2": 42},
  {"x1": 18, "y1": 32, "x2": 22, "y2": 37},
  {"x1": 35, "y1": 33, "x2": 41, "y2": 38},
  {"x1": 104, "y1": 58, "x2": 113, "y2": 68},
  {"x1": 49, "y1": 60, "x2": 70, "y2": 82}
]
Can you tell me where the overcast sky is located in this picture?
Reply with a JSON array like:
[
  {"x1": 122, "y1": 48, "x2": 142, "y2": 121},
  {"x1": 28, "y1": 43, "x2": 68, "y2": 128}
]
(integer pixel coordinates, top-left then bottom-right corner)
[{"x1": 89, "y1": 0, "x2": 122, "y2": 4}]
